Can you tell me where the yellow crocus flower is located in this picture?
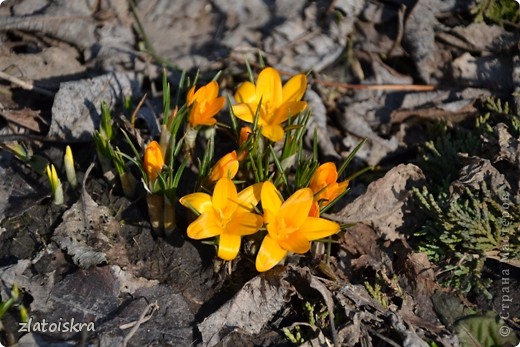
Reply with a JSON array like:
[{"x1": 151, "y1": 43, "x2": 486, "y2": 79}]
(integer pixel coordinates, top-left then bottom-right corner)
[
  {"x1": 180, "y1": 178, "x2": 263, "y2": 261},
  {"x1": 232, "y1": 67, "x2": 307, "y2": 142},
  {"x1": 256, "y1": 181, "x2": 339, "y2": 272},
  {"x1": 309, "y1": 162, "x2": 349, "y2": 208},
  {"x1": 187, "y1": 80, "x2": 226, "y2": 127}
]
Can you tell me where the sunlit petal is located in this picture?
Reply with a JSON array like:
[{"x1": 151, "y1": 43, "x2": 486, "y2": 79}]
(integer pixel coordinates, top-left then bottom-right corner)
[
  {"x1": 144, "y1": 141, "x2": 164, "y2": 184},
  {"x1": 187, "y1": 81, "x2": 223, "y2": 127},
  {"x1": 337, "y1": 180, "x2": 349, "y2": 195},
  {"x1": 272, "y1": 101, "x2": 307, "y2": 125},
  {"x1": 234, "y1": 81, "x2": 257, "y2": 104},
  {"x1": 187, "y1": 211, "x2": 223, "y2": 239},
  {"x1": 256, "y1": 67, "x2": 282, "y2": 107},
  {"x1": 189, "y1": 107, "x2": 217, "y2": 126},
  {"x1": 232, "y1": 103, "x2": 256, "y2": 123},
  {"x1": 278, "y1": 231, "x2": 311, "y2": 254},
  {"x1": 217, "y1": 233, "x2": 242, "y2": 260},
  {"x1": 311, "y1": 163, "x2": 337, "y2": 188},
  {"x1": 205, "y1": 80, "x2": 220, "y2": 100},
  {"x1": 239, "y1": 126, "x2": 252, "y2": 146},
  {"x1": 226, "y1": 212, "x2": 263, "y2": 236},
  {"x1": 263, "y1": 209, "x2": 277, "y2": 227},
  {"x1": 212, "y1": 177, "x2": 238, "y2": 212},
  {"x1": 282, "y1": 74, "x2": 307, "y2": 104},
  {"x1": 299, "y1": 217, "x2": 340, "y2": 241},
  {"x1": 308, "y1": 201, "x2": 320, "y2": 217},
  {"x1": 209, "y1": 151, "x2": 239, "y2": 182},
  {"x1": 237, "y1": 182, "x2": 263, "y2": 212},
  {"x1": 261, "y1": 124, "x2": 285, "y2": 142},
  {"x1": 256, "y1": 234, "x2": 287, "y2": 272},
  {"x1": 179, "y1": 192, "x2": 212, "y2": 214},
  {"x1": 278, "y1": 188, "x2": 313, "y2": 229},
  {"x1": 261, "y1": 181, "x2": 283, "y2": 214},
  {"x1": 310, "y1": 162, "x2": 341, "y2": 201},
  {"x1": 186, "y1": 86, "x2": 196, "y2": 105},
  {"x1": 204, "y1": 97, "x2": 226, "y2": 118}
]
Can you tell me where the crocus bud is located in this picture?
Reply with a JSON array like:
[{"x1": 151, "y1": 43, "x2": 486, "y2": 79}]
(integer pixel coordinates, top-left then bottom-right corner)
[
  {"x1": 64, "y1": 145, "x2": 77, "y2": 188},
  {"x1": 144, "y1": 141, "x2": 164, "y2": 187},
  {"x1": 46, "y1": 164, "x2": 64, "y2": 205}
]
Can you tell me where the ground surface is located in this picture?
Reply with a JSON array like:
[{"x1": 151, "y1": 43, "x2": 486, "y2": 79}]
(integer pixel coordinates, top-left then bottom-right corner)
[{"x1": 0, "y1": 0, "x2": 519, "y2": 346}]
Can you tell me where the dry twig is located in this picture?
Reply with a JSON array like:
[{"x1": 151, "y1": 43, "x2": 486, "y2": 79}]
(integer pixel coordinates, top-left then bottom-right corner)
[
  {"x1": 0, "y1": 70, "x2": 54, "y2": 97},
  {"x1": 120, "y1": 301, "x2": 160, "y2": 347}
]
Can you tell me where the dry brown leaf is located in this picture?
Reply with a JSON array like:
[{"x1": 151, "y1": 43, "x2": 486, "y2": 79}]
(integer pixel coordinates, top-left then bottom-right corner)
[
  {"x1": 390, "y1": 101, "x2": 476, "y2": 124},
  {"x1": 0, "y1": 108, "x2": 46, "y2": 133},
  {"x1": 52, "y1": 191, "x2": 120, "y2": 268},
  {"x1": 198, "y1": 266, "x2": 293, "y2": 346},
  {"x1": 341, "y1": 223, "x2": 394, "y2": 272},
  {"x1": 338, "y1": 164, "x2": 426, "y2": 241}
]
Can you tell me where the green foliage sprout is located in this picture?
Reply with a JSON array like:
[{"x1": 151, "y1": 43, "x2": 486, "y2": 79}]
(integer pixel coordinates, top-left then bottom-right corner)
[
  {"x1": 413, "y1": 95, "x2": 520, "y2": 297},
  {"x1": 413, "y1": 182, "x2": 520, "y2": 298},
  {"x1": 472, "y1": 0, "x2": 520, "y2": 24}
]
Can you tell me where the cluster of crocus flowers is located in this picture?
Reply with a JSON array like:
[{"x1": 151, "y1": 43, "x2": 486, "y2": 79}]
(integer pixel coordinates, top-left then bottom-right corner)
[
  {"x1": 102, "y1": 66, "x2": 358, "y2": 274},
  {"x1": 187, "y1": 80, "x2": 226, "y2": 127},
  {"x1": 180, "y1": 178, "x2": 341, "y2": 271},
  {"x1": 232, "y1": 67, "x2": 308, "y2": 142}
]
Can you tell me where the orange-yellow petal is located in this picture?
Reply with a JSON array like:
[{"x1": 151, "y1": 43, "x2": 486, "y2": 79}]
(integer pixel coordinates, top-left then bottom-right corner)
[
  {"x1": 212, "y1": 177, "x2": 238, "y2": 213},
  {"x1": 261, "y1": 181, "x2": 283, "y2": 215},
  {"x1": 277, "y1": 230, "x2": 311, "y2": 254},
  {"x1": 187, "y1": 81, "x2": 224, "y2": 127},
  {"x1": 236, "y1": 182, "x2": 263, "y2": 213},
  {"x1": 187, "y1": 210, "x2": 223, "y2": 239},
  {"x1": 232, "y1": 103, "x2": 256, "y2": 123},
  {"x1": 189, "y1": 106, "x2": 218, "y2": 127},
  {"x1": 205, "y1": 96, "x2": 226, "y2": 117},
  {"x1": 263, "y1": 209, "x2": 277, "y2": 227},
  {"x1": 256, "y1": 234, "x2": 287, "y2": 272},
  {"x1": 144, "y1": 141, "x2": 164, "y2": 183},
  {"x1": 204, "y1": 80, "x2": 220, "y2": 100},
  {"x1": 217, "y1": 233, "x2": 242, "y2": 260},
  {"x1": 310, "y1": 162, "x2": 344, "y2": 202},
  {"x1": 179, "y1": 192, "x2": 212, "y2": 214},
  {"x1": 282, "y1": 74, "x2": 307, "y2": 104},
  {"x1": 337, "y1": 180, "x2": 349, "y2": 195},
  {"x1": 239, "y1": 126, "x2": 252, "y2": 146},
  {"x1": 260, "y1": 124, "x2": 285, "y2": 142},
  {"x1": 308, "y1": 201, "x2": 320, "y2": 217},
  {"x1": 234, "y1": 81, "x2": 257, "y2": 104},
  {"x1": 256, "y1": 67, "x2": 282, "y2": 107},
  {"x1": 209, "y1": 151, "x2": 239, "y2": 182},
  {"x1": 272, "y1": 101, "x2": 307, "y2": 125},
  {"x1": 310, "y1": 162, "x2": 338, "y2": 192},
  {"x1": 187, "y1": 86, "x2": 196, "y2": 105},
  {"x1": 299, "y1": 217, "x2": 340, "y2": 241},
  {"x1": 226, "y1": 212, "x2": 263, "y2": 236},
  {"x1": 278, "y1": 188, "x2": 313, "y2": 229}
]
